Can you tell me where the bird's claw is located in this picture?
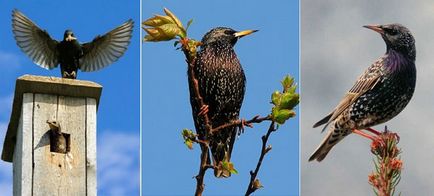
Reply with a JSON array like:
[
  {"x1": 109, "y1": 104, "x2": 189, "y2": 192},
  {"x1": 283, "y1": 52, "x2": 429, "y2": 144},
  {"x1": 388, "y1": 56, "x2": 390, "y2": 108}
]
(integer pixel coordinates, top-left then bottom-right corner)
[
  {"x1": 62, "y1": 71, "x2": 77, "y2": 79},
  {"x1": 239, "y1": 119, "x2": 253, "y2": 132},
  {"x1": 198, "y1": 105, "x2": 209, "y2": 117},
  {"x1": 71, "y1": 71, "x2": 76, "y2": 79}
]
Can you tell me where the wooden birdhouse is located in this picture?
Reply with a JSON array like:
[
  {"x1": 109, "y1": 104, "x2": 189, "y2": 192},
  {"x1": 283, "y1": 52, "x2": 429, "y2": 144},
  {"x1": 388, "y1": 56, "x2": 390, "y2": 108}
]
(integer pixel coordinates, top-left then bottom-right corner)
[{"x1": 1, "y1": 75, "x2": 102, "y2": 195}]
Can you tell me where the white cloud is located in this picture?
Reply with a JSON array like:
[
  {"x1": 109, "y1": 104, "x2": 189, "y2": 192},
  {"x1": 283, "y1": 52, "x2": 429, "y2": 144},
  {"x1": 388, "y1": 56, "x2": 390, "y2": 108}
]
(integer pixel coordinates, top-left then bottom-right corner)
[
  {"x1": 97, "y1": 131, "x2": 140, "y2": 195},
  {"x1": 302, "y1": 0, "x2": 434, "y2": 195}
]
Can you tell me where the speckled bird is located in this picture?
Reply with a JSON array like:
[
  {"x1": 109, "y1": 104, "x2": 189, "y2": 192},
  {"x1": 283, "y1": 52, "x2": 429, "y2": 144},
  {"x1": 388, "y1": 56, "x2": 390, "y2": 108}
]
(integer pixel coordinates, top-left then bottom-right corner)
[
  {"x1": 189, "y1": 27, "x2": 257, "y2": 177},
  {"x1": 309, "y1": 24, "x2": 416, "y2": 162},
  {"x1": 12, "y1": 9, "x2": 133, "y2": 79}
]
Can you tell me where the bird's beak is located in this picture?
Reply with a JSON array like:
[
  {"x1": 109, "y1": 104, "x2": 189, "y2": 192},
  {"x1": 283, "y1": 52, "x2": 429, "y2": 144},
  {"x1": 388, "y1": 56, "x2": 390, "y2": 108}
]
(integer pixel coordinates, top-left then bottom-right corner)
[
  {"x1": 363, "y1": 25, "x2": 384, "y2": 34},
  {"x1": 46, "y1": 120, "x2": 58, "y2": 129},
  {"x1": 234, "y1": 29, "x2": 258, "y2": 38},
  {"x1": 65, "y1": 34, "x2": 76, "y2": 42}
]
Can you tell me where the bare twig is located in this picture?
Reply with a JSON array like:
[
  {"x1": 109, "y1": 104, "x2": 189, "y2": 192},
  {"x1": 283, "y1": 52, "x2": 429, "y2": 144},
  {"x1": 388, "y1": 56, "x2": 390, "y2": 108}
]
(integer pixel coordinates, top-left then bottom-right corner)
[{"x1": 245, "y1": 121, "x2": 277, "y2": 196}]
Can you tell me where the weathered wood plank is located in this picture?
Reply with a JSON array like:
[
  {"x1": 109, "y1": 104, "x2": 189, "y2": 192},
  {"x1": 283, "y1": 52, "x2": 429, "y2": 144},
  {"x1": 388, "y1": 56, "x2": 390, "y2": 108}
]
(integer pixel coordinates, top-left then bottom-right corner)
[
  {"x1": 86, "y1": 98, "x2": 97, "y2": 196},
  {"x1": 32, "y1": 94, "x2": 59, "y2": 196},
  {"x1": 13, "y1": 93, "x2": 33, "y2": 196},
  {"x1": 56, "y1": 96, "x2": 87, "y2": 196},
  {"x1": 32, "y1": 94, "x2": 87, "y2": 196}
]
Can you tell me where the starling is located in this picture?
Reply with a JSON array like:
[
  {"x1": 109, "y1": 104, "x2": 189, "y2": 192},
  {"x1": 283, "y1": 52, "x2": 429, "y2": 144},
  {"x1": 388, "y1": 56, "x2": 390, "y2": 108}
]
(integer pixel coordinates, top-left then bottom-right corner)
[
  {"x1": 309, "y1": 24, "x2": 416, "y2": 162},
  {"x1": 189, "y1": 27, "x2": 257, "y2": 177},
  {"x1": 47, "y1": 120, "x2": 67, "y2": 154},
  {"x1": 12, "y1": 9, "x2": 133, "y2": 79}
]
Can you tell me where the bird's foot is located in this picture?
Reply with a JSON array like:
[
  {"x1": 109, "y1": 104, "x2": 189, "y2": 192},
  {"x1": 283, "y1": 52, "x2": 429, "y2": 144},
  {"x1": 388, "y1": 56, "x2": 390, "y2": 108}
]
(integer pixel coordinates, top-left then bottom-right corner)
[
  {"x1": 239, "y1": 118, "x2": 253, "y2": 132},
  {"x1": 65, "y1": 36, "x2": 77, "y2": 42},
  {"x1": 352, "y1": 129, "x2": 378, "y2": 141},
  {"x1": 198, "y1": 104, "x2": 209, "y2": 117},
  {"x1": 70, "y1": 71, "x2": 77, "y2": 79},
  {"x1": 62, "y1": 72, "x2": 77, "y2": 79}
]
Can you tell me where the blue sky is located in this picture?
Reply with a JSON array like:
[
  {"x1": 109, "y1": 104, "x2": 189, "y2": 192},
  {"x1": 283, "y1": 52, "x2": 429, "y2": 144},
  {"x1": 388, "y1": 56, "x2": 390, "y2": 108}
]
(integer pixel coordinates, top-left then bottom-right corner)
[
  {"x1": 0, "y1": 1, "x2": 140, "y2": 195},
  {"x1": 143, "y1": 1, "x2": 299, "y2": 195}
]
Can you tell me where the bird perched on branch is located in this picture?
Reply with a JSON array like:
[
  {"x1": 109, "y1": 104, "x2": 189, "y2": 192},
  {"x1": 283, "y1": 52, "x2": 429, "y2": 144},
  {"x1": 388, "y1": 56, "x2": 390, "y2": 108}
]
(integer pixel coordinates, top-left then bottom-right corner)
[
  {"x1": 189, "y1": 27, "x2": 257, "y2": 177},
  {"x1": 310, "y1": 24, "x2": 416, "y2": 162},
  {"x1": 12, "y1": 9, "x2": 133, "y2": 79}
]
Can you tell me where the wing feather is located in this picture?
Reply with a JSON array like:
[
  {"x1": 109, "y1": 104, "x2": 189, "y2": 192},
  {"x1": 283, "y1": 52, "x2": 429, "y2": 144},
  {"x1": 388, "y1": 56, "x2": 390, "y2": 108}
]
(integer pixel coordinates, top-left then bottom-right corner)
[
  {"x1": 12, "y1": 9, "x2": 59, "y2": 69},
  {"x1": 314, "y1": 58, "x2": 385, "y2": 128},
  {"x1": 80, "y1": 19, "x2": 133, "y2": 72}
]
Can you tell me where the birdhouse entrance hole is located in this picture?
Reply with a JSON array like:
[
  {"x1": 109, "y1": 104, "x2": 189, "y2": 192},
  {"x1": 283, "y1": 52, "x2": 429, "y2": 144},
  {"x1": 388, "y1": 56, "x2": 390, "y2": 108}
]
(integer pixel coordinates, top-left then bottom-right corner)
[{"x1": 49, "y1": 132, "x2": 71, "y2": 154}]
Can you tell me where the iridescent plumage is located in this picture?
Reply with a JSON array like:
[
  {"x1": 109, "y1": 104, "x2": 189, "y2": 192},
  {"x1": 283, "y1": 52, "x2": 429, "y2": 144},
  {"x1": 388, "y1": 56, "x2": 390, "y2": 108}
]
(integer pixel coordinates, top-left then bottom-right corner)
[{"x1": 310, "y1": 24, "x2": 416, "y2": 162}]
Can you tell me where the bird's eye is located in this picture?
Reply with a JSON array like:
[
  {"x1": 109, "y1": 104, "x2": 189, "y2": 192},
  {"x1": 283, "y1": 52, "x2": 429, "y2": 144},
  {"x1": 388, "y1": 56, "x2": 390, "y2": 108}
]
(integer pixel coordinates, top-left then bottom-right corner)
[
  {"x1": 386, "y1": 28, "x2": 398, "y2": 36},
  {"x1": 225, "y1": 30, "x2": 235, "y2": 35}
]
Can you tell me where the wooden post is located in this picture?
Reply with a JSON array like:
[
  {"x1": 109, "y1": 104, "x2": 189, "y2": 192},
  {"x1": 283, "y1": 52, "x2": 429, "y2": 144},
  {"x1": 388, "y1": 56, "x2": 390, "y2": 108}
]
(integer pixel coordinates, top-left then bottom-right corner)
[{"x1": 1, "y1": 75, "x2": 102, "y2": 196}]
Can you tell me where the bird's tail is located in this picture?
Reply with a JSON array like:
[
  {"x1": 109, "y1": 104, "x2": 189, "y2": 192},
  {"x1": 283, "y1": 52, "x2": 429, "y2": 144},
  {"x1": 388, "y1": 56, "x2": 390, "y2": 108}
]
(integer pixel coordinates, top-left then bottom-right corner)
[
  {"x1": 211, "y1": 126, "x2": 238, "y2": 178},
  {"x1": 309, "y1": 126, "x2": 349, "y2": 162}
]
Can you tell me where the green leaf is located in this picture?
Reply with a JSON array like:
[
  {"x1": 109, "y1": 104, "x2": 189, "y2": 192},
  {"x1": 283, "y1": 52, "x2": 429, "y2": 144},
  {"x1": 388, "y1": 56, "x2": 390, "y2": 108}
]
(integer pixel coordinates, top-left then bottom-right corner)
[
  {"x1": 164, "y1": 8, "x2": 184, "y2": 29},
  {"x1": 186, "y1": 19, "x2": 193, "y2": 31},
  {"x1": 279, "y1": 92, "x2": 300, "y2": 110},
  {"x1": 144, "y1": 34, "x2": 157, "y2": 42},
  {"x1": 157, "y1": 24, "x2": 182, "y2": 38},
  {"x1": 181, "y1": 129, "x2": 195, "y2": 150},
  {"x1": 272, "y1": 109, "x2": 296, "y2": 124},
  {"x1": 281, "y1": 75, "x2": 294, "y2": 92},
  {"x1": 184, "y1": 139, "x2": 193, "y2": 150},
  {"x1": 174, "y1": 40, "x2": 180, "y2": 47},
  {"x1": 253, "y1": 179, "x2": 264, "y2": 190},
  {"x1": 144, "y1": 27, "x2": 176, "y2": 42},
  {"x1": 271, "y1": 90, "x2": 281, "y2": 105},
  {"x1": 142, "y1": 15, "x2": 173, "y2": 27},
  {"x1": 221, "y1": 161, "x2": 238, "y2": 175},
  {"x1": 143, "y1": 8, "x2": 189, "y2": 41}
]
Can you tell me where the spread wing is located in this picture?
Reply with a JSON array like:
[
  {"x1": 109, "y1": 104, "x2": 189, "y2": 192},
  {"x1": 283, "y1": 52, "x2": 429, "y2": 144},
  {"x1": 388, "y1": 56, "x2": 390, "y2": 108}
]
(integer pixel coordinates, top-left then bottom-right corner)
[
  {"x1": 12, "y1": 9, "x2": 59, "y2": 70},
  {"x1": 80, "y1": 19, "x2": 133, "y2": 72},
  {"x1": 313, "y1": 58, "x2": 384, "y2": 129}
]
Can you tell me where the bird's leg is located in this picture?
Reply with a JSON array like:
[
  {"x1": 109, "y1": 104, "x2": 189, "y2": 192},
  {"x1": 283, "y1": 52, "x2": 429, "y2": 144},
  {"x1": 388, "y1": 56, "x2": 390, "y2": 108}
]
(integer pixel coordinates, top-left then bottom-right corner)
[
  {"x1": 198, "y1": 104, "x2": 209, "y2": 117},
  {"x1": 352, "y1": 129, "x2": 377, "y2": 141},
  {"x1": 239, "y1": 118, "x2": 253, "y2": 132},
  {"x1": 71, "y1": 71, "x2": 77, "y2": 79},
  {"x1": 365, "y1": 127, "x2": 381, "y2": 135}
]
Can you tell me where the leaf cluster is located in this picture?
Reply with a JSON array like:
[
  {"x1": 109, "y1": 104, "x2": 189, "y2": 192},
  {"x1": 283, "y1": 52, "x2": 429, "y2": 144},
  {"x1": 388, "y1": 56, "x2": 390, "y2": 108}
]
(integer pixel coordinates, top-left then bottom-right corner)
[{"x1": 271, "y1": 75, "x2": 299, "y2": 124}]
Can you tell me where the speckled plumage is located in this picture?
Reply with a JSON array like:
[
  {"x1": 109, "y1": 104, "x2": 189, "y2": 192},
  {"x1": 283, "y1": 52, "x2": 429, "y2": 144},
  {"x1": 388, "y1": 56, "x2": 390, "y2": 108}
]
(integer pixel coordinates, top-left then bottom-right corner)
[
  {"x1": 310, "y1": 24, "x2": 416, "y2": 162},
  {"x1": 189, "y1": 27, "x2": 255, "y2": 177}
]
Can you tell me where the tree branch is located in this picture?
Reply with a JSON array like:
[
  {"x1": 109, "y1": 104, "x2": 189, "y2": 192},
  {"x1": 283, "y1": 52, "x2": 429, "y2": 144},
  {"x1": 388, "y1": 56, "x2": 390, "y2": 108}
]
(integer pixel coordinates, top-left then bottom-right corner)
[
  {"x1": 245, "y1": 121, "x2": 277, "y2": 196},
  {"x1": 210, "y1": 115, "x2": 272, "y2": 134},
  {"x1": 181, "y1": 39, "x2": 213, "y2": 196}
]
